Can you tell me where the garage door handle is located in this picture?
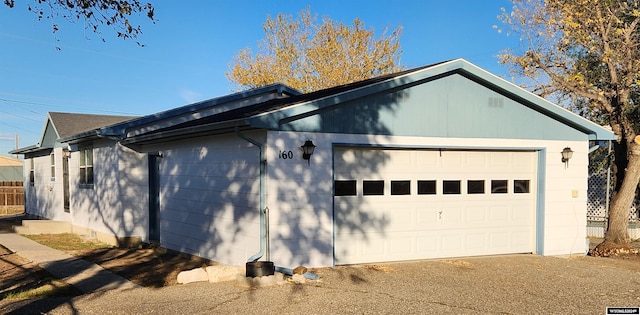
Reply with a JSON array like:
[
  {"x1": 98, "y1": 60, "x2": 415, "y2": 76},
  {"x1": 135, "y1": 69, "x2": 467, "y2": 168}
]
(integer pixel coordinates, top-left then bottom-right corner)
[{"x1": 438, "y1": 210, "x2": 443, "y2": 219}]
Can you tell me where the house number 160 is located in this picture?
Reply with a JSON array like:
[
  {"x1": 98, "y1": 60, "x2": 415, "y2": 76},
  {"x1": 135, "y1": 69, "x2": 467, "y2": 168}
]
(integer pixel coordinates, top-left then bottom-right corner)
[{"x1": 279, "y1": 150, "x2": 294, "y2": 159}]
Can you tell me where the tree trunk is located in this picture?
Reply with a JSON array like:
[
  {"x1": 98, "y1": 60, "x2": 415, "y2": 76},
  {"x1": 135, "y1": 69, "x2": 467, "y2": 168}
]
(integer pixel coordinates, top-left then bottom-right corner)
[{"x1": 593, "y1": 142, "x2": 640, "y2": 256}]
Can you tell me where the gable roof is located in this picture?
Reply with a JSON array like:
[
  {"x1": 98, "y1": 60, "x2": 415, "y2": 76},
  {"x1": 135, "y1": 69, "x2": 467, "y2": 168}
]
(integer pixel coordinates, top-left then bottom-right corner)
[
  {"x1": 10, "y1": 112, "x2": 137, "y2": 155},
  {"x1": 48, "y1": 112, "x2": 138, "y2": 139},
  {"x1": 113, "y1": 59, "x2": 614, "y2": 145},
  {"x1": 58, "y1": 84, "x2": 301, "y2": 145}
]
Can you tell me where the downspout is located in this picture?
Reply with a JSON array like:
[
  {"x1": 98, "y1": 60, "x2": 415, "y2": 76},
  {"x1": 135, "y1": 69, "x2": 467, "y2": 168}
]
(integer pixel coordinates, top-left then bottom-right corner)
[
  {"x1": 236, "y1": 128, "x2": 319, "y2": 281},
  {"x1": 236, "y1": 127, "x2": 269, "y2": 262}
]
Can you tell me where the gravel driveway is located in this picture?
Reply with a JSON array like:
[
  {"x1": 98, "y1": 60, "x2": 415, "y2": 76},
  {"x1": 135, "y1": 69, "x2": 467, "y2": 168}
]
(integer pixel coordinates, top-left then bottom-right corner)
[{"x1": 2, "y1": 254, "x2": 639, "y2": 314}]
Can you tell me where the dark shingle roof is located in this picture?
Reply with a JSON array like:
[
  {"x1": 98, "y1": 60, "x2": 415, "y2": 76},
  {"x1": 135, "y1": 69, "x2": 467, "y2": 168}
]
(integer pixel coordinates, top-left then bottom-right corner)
[
  {"x1": 155, "y1": 64, "x2": 442, "y2": 131},
  {"x1": 48, "y1": 112, "x2": 138, "y2": 138}
]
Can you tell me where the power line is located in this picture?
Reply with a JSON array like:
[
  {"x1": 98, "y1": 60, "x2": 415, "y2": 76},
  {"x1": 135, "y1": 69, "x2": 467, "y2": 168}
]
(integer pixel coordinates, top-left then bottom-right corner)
[
  {"x1": 0, "y1": 97, "x2": 141, "y2": 116},
  {"x1": 0, "y1": 120, "x2": 38, "y2": 134},
  {"x1": 0, "y1": 109, "x2": 44, "y2": 122}
]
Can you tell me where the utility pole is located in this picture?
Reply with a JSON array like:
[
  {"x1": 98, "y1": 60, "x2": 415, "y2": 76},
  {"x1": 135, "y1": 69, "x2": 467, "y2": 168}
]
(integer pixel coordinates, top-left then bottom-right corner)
[{"x1": 14, "y1": 133, "x2": 18, "y2": 159}]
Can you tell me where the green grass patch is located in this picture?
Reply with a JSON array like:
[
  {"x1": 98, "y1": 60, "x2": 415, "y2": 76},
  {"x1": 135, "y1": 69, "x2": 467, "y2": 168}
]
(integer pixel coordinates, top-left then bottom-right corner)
[
  {"x1": 24, "y1": 233, "x2": 113, "y2": 251},
  {"x1": 1, "y1": 279, "x2": 80, "y2": 300}
]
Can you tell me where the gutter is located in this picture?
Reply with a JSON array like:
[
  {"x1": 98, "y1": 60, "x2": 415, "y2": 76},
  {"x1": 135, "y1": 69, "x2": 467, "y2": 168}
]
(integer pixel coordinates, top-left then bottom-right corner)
[
  {"x1": 235, "y1": 127, "x2": 269, "y2": 262},
  {"x1": 120, "y1": 119, "x2": 249, "y2": 146}
]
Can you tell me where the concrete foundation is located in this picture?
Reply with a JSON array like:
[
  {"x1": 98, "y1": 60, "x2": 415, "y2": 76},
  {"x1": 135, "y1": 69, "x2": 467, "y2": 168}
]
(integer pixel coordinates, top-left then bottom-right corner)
[{"x1": 13, "y1": 219, "x2": 142, "y2": 248}]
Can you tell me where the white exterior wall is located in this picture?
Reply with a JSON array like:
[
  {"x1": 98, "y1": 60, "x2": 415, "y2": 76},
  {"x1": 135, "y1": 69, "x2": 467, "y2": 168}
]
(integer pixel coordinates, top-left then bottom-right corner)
[
  {"x1": 71, "y1": 140, "x2": 148, "y2": 239},
  {"x1": 117, "y1": 143, "x2": 149, "y2": 239},
  {"x1": 23, "y1": 147, "x2": 71, "y2": 222},
  {"x1": 267, "y1": 131, "x2": 589, "y2": 267},
  {"x1": 542, "y1": 141, "x2": 589, "y2": 255},
  {"x1": 142, "y1": 131, "x2": 263, "y2": 266}
]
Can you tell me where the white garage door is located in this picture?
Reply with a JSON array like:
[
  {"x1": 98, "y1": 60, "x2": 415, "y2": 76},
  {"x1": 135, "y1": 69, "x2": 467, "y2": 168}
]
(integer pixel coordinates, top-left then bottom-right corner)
[{"x1": 334, "y1": 147, "x2": 537, "y2": 265}]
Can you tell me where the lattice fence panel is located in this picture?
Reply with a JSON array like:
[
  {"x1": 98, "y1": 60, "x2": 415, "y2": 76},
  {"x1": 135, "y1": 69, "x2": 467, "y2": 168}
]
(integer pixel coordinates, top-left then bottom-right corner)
[{"x1": 587, "y1": 170, "x2": 639, "y2": 221}]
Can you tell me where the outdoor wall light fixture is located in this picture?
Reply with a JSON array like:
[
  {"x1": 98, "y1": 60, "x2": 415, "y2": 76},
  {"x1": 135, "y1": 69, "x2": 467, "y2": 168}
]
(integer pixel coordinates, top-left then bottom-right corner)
[
  {"x1": 561, "y1": 147, "x2": 573, "y2": 167},
  {"x1": 301, "y1": 140, "x2": 316, "y2": 165}
]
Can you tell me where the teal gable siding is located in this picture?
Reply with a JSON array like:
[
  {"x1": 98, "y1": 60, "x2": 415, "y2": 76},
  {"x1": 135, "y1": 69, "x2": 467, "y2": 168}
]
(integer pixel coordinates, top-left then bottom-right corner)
[
  {"x1": 271, "y1": 73, "x2": 587, "y2": 141},
  {"x1": 41, "y1": 121, "x2": 59, "y2": 147}
]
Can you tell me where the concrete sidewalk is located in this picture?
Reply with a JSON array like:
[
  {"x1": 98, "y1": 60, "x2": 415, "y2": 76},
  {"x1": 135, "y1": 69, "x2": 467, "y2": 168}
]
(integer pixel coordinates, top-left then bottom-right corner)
[{"x1": 0, "y1": 231, "x2": 140, "y2": 293}]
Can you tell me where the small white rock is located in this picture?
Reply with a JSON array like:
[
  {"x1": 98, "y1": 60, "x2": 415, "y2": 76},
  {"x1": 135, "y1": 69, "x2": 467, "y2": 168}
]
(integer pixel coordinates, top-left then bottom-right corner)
[
  {"x1": 206, "y1": 265, "x2": 244, "y2": 283},
  {"x1": 177, "y1": 267, "x2": 208, "y2": 284},
  {"x1": 275, "y1": 272, "x2": 284, "y2": 284},
  {"x1": 291, "y1": 274, "x2": 306, "y2": 284}
]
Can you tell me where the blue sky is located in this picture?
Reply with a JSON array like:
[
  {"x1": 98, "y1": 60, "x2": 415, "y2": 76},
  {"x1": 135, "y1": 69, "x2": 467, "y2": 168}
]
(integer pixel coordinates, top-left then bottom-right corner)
[{"x1": 0, "y1": 0, "x2": 520, "y2": 155}]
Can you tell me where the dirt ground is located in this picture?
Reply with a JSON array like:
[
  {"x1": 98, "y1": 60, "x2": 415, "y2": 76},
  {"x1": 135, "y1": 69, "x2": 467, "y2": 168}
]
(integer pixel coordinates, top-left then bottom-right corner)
[
  {"x1": 1, "y1": 213, "x2": 639, "y2": 302},
  {"x1": 0, "y1": 243, "x2": 82, "y2": 300},
  {"x1": 0, "y1": 215, "x2": 214, "y2": 300}
]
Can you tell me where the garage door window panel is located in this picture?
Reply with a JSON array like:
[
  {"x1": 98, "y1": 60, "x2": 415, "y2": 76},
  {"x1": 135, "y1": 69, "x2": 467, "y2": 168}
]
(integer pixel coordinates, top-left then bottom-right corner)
[
  {"x1": 335, "y1": 180, "x2": 357, "y2": 196},
  {"x1": 491, "y1": 180, "x2": 508, "y2": 194},
  {"x1": 467, "y1": 180, "x2": 485, "y2": 194},
  {"x1": 417, "y1": 180, "x2": 437, "y2": 195},
  {"x1": 363, "y1": 180, "x2": 384, "y2": 195},
  {"x1": 391, "y1": 180, "x2": 411, "y2": 195},
  {"x1": 443, "y1": 180, "x2": 461, "y2": 194},
  {"x1": 514, "y1": 180, "x2": 530, "y2": 193}
]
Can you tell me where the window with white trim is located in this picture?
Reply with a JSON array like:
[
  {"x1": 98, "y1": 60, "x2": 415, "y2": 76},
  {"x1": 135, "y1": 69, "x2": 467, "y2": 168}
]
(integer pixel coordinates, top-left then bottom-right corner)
[
  {"x1": 50, "y1": 153, "x2": 55, "y2": 180},
  {"x1": 79, "y1": 147, "x2": 94, "y2": 186}
]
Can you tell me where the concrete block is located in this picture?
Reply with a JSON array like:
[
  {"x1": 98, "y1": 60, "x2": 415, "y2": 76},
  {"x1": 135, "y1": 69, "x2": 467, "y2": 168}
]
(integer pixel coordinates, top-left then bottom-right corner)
[
  {"x1": 17, "y1": 220, "x2": 72, "y2": 234},
  {"x1": 177, "y1": 267, "x2": 208, "y2": 284},
  {"x1": 206, "y1": 265, "x2": 244, "y2": 283}
]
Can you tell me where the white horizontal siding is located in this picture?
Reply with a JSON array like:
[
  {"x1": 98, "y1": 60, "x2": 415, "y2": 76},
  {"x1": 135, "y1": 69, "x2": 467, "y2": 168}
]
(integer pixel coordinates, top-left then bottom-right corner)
[
  {"x1": 24, "y1": 148, "x2": 70, "y2": 221},
  {"x1": 71, "y1": 141, "x2": 148, "y2": 239},
  {"x1": 143, "y1": 132, "x2": 264, "y2": 266},
  {"x1": 542, "y1": 141, "x2": 589, "y2": 255}
]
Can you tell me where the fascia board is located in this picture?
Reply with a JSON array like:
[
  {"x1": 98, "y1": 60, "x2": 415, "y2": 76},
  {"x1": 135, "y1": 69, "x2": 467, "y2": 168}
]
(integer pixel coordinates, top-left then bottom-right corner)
[
  {"x1": 100, "y1": 84, "x2": 301, "y2": 138},
  {"x1": 58, "y1": 130, "x2": 101, "y2": 144},
  {"x1": 9, "y1": 144, "x2": 53, "y2": 155},
  {"x1": 121, "y1": 118, "x2": 251, "y2": 145}
]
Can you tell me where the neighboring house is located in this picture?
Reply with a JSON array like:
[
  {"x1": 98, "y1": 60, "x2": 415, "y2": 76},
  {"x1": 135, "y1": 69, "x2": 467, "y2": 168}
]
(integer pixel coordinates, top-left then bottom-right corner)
[
  {"x1": 0, "y1": 155, "x2": 23, "y2": 181},
  {"x1": 11, "y1": 59, "x2": 616, "y2": 268}
]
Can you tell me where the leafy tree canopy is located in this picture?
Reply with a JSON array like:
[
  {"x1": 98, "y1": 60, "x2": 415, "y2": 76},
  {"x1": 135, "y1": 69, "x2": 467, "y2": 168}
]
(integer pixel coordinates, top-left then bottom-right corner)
[
  {"x1": 227, "y1": 7, "x2": 404, "y2": 93},
  {"x1": 499, "y1": 0, "x2": 640, "y2": 253},
  {"x1": 4, "y1": 0, "x2": 155, "y2": 48}
]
